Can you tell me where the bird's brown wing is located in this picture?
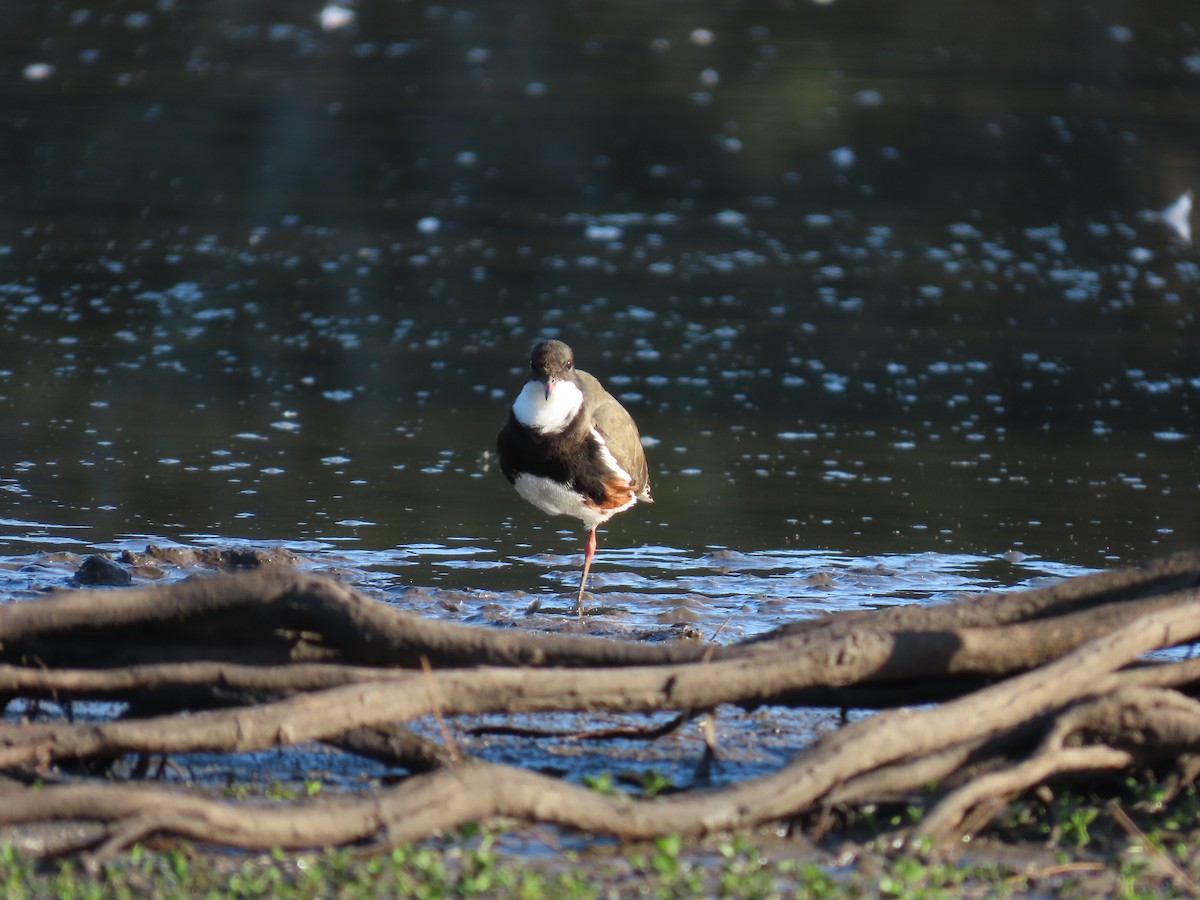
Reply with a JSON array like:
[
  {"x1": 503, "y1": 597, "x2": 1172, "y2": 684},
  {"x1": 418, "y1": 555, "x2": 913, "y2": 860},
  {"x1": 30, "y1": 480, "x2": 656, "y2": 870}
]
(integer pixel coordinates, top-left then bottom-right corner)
[{"x1": 576, "y1": 370, "x2": 651, "y2": 498}]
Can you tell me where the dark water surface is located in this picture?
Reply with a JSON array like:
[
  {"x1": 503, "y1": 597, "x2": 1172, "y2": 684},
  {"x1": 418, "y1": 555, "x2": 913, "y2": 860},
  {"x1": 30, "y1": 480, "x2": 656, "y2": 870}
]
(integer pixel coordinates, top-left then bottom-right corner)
[{"x1": 2, "y1": 2, "x2": 1199, "y2": 628}]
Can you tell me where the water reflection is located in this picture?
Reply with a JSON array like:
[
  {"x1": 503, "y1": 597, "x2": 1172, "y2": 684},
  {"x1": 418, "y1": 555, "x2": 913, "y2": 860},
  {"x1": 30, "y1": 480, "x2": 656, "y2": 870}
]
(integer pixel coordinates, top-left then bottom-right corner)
[{"x1": 1, "y1": 1, "x2": 1198, "y2": 603}]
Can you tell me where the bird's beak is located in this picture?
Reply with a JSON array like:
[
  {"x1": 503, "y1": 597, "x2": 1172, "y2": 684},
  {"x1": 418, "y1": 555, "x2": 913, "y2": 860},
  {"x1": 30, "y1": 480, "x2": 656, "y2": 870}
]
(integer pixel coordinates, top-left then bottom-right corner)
[{"x1": 543, "y1": 377, "x2": 557, "y2": 400}]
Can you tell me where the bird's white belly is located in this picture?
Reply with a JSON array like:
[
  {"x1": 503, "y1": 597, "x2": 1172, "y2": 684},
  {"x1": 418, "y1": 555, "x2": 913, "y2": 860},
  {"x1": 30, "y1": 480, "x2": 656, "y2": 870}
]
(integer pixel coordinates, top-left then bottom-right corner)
[{"x1": 513, "y1": 473, "x2": 607, "y2": 530}]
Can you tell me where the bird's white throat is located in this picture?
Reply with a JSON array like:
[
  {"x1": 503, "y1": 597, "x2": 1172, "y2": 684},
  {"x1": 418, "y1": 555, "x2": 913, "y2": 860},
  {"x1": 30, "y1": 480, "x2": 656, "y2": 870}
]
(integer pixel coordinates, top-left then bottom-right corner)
[{"x1": 512, "y1": 379, "x2": 584, "y2": 434}]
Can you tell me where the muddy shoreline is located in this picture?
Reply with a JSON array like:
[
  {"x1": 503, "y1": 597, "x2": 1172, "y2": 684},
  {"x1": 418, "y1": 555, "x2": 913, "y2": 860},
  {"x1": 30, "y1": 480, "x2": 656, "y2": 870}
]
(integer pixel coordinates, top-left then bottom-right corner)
[{"x1": 2, "y1": 548, "x2": 1197, "y2": 895}]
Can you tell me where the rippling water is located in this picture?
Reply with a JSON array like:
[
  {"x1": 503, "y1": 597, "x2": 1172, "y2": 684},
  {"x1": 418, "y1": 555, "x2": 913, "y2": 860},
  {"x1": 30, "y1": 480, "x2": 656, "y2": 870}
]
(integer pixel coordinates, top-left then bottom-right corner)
[
  {"x1": 2, "y1": 1, "x2": 1198, "y2": 623},
  {"x1": 2, "y1": 535, "x2": 1088, "y2": 646}
]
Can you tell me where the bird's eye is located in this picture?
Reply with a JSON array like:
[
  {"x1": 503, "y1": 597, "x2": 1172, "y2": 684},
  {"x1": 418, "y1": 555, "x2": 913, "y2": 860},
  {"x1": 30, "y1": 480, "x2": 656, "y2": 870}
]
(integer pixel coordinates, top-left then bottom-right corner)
[{"x1": 566, "y1": 361, "x2": 573, "y2": 369}]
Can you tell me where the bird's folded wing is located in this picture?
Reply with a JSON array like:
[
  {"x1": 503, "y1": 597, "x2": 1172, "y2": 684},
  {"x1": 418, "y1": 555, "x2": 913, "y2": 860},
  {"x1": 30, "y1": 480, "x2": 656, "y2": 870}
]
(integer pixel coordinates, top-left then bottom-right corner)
[{"x1": 577, "y1": 370, "x2": 650, "y2": 494}]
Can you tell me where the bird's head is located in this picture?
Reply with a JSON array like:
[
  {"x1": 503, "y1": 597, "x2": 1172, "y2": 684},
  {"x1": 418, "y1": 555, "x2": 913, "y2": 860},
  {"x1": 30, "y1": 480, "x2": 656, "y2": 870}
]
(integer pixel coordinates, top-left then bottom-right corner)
[{"x1": 529, "y1": 340, "x2": 575, "y2": 399}]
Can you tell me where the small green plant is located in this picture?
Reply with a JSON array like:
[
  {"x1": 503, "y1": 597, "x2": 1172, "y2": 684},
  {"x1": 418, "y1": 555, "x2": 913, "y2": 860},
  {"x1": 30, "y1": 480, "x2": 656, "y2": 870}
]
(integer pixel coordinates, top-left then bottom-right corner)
[
  {"x1": 265, "y1": 781, "x2": 298, "y2": 800},
  {"x1": 582, "y1": 771, "x2": 617, "y2": 795},
  {"x1": 794, "y1": 861, "x2": 840, "y2": 899},
  {"x1": 640, "y1": 769, "x2": 672, "y2": 797},
  {"x1": 1125, "y1": 775, "x2": 1168, "y2": 812},
  {"x1": 1054, "y1": 791, "x2": 1100, "y2": 849},
  {"x1": 716, "y1": 836, "x2": 776, "y2": 898},
  {"x1": 651, "y1": 833, "x2": 683, "y2": 876},
  {"x1": 877, "y1": 854, "x2": 930, "y2": 897},
  {"x1": 1113, "y1": 856, "x2": 1155, "y2": 899},
  {"x1": 628, "y1": 834, "x2": 705, "y2": 897}
]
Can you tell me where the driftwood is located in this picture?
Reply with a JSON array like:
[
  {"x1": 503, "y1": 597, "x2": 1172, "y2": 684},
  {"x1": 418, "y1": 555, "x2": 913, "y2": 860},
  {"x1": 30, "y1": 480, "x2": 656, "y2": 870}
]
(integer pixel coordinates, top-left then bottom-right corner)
[{"x1": 2, "y1": 551, "x2": 1200, "y2": 859}]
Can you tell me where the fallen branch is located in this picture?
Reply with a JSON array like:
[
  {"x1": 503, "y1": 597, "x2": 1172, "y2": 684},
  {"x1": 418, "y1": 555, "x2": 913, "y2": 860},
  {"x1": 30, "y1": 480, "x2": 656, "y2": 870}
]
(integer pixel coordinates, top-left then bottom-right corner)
[{"x1": 1, "y1": 554, "x2": 1199, "y2": 855}]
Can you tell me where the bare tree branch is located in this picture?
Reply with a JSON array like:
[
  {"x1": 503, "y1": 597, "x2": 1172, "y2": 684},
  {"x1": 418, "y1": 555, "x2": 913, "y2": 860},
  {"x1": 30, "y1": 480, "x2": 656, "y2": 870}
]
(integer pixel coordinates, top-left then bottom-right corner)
[{"x1": 1, "y1": 555, "x2": 1199, "y2": 855}]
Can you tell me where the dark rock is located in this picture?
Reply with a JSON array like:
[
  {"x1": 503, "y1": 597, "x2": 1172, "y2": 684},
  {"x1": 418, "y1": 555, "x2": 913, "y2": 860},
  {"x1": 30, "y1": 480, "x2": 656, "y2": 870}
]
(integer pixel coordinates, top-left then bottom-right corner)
[{"x1": 71, "y1": 554, "x2": 132, "y2": 586}]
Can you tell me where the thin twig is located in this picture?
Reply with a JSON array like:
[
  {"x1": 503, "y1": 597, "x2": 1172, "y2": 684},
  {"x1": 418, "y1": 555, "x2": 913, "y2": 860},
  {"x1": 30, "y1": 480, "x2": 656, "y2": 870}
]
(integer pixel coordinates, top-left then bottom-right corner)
[
  {"x1": 709, "y1": 614, "x2": 735, "y2": 644},
  {"x1": 420, "y1": 655, "x2": 461, "y2": 766},
  {"x1": 1109, "y1": 801, "x2": 1200, "y2": 897}
]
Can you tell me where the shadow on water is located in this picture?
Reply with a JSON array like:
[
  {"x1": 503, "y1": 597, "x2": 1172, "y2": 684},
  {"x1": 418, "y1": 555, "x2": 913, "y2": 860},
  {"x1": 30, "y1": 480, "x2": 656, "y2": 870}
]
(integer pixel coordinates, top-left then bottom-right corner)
[{"x1": 0, "y1": 0, "x2": 1198, "y2": 818}]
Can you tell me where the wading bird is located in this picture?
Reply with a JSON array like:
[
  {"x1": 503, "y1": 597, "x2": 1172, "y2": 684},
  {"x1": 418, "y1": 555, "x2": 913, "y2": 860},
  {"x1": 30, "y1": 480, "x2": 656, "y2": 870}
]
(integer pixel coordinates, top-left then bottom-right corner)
[{"x1": 497, "y1": 340, "x2": 653, "y2": 612}]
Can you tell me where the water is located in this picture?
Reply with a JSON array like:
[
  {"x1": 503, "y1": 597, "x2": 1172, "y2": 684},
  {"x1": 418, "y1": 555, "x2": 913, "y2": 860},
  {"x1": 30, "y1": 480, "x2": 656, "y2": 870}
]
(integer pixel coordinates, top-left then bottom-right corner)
[
  {"x1": 2, "y1": 1, "x2": 1199, "y2": 628},
  {"x1": 2, "y1": 538, "x2": 1082, "y2": 642}
]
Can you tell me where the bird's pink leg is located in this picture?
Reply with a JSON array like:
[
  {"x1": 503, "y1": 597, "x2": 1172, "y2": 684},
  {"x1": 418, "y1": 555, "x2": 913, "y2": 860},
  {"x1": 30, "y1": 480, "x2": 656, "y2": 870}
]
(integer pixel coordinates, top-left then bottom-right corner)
[{"x1": 577, "y1": 527, "x2": 598, "y2": 614}]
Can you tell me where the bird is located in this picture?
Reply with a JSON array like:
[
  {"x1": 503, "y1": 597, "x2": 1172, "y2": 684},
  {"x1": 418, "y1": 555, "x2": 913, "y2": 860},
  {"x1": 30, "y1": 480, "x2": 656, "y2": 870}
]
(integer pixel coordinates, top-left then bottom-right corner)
[{"x1": 497, "y1": 340, "x2": 653, "y2": 613}]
